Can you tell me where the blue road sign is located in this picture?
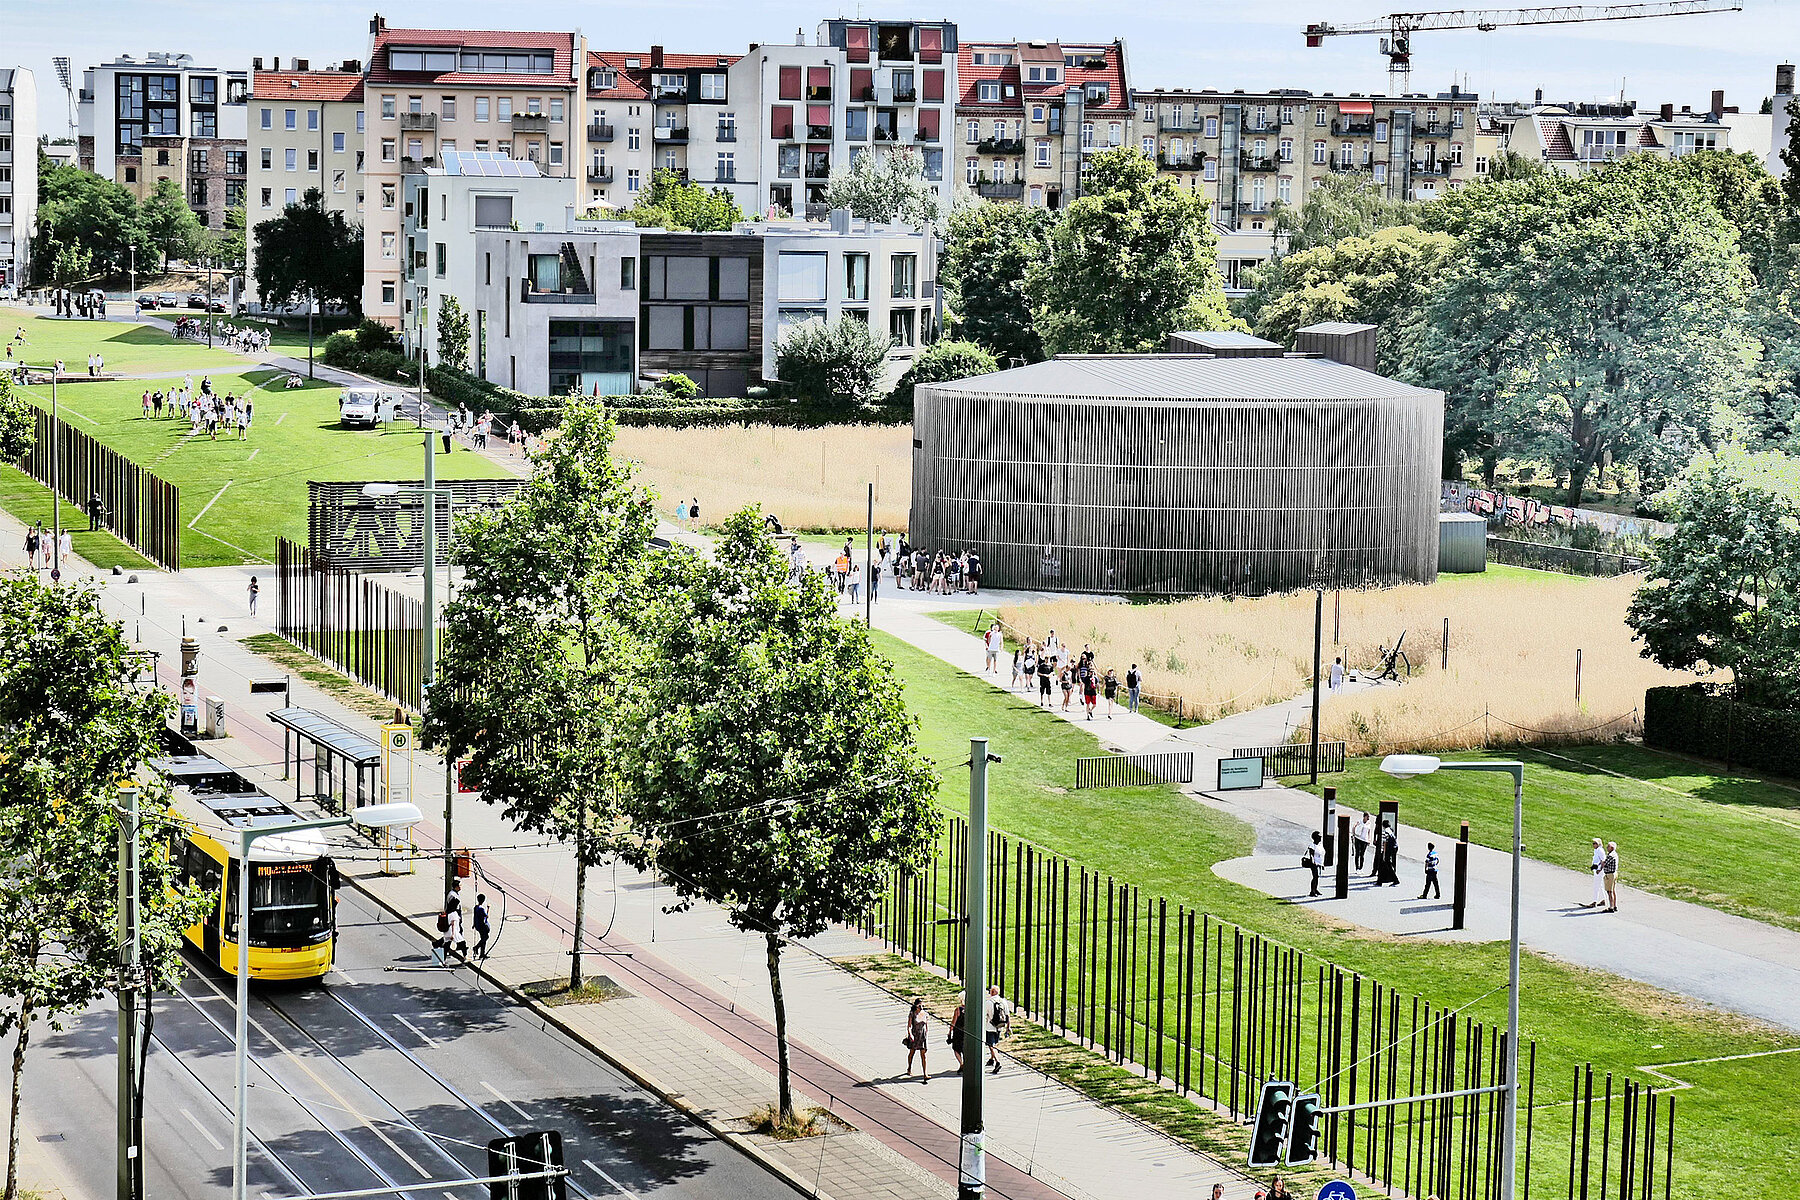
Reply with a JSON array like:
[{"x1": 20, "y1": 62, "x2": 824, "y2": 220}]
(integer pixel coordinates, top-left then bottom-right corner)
[{"x1": 1317, "y1": 1180, "x2": 1357, "y2": 1200}]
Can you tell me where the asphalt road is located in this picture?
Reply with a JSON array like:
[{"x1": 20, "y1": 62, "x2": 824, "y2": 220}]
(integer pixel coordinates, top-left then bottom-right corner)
[{"x1": 23, "y1": 889, "x2": 795, "y2": 1200}]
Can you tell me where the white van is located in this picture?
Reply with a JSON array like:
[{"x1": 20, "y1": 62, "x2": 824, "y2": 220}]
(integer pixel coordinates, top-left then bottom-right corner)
[{"x1": 339, "y1": 388, "x2": 382, "y2": 428}]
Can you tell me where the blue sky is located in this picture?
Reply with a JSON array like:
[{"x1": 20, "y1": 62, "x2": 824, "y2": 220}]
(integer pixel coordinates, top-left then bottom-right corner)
[{"x1": 7, "y1": 0, "x2": 1792, "y2": 139}]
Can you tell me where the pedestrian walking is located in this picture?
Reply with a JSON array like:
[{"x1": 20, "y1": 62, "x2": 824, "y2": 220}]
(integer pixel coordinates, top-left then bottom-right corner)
[
  {"x1": 903, "y1": 996, "x2": 931, "y2": 1081},
  {"x1": 1036, "y1": 651, "x2": 1054, "y2": 706},
  {"x1": 1304, "y1": 831, "x2": 1323, "y2": 897},
  {"x1": 948, "y1": 1002, "x2": 966, "y2": 1071},
  {"x1": 1329, "y1": 656, "x2": 1345, "y2": 693},
  {"x1": 1420, "y1": 842, "x2": 1441, "y2": 899},
  {"x1": 434, "y1": 906, "x2": 466, "y2": 963},
  {"x1": 1585, "y1": 837, "x2": 1606, "y2": 908},
  {"x1": 247, "y1": 576, "x2": 260, "y2": 616},
  {"x1": 1059, "y1": 663, "x2": 1074, "y2": 711},
  {"x1": 471, "y1": 893, "x2": 491, "y2": 960},
  {"x1": 1602, "y1": 841, "x2": 1620, "y2": 912},
  {"x1": 1126, "y1": 663, "x2": 1141, "y2": 713},
  {"x1": 1081, "y1": 666, "x2": 1098, "y2": 720},
  {"x1": 1353, "y1": 812, "x2": 1373, "y2": 873},
  {"x1": 985, "y1": 984, "x2": 1010, "y2": 1073},
  {"x1": 58, "y1": 528, "x2": 72, "y2": 569},
  {"x1": 1377, "y1": 826, "x2": 1401, "y2": 887},
  {"x1": 983, "y1": 623, "x2": 1003, "y2": 673},
  {"x1": 1103, "y1": 667, "x2": 1119, "y2": 718},
  {"x1": 23, "y1": 524, "x2": 39, "y2": 570}
]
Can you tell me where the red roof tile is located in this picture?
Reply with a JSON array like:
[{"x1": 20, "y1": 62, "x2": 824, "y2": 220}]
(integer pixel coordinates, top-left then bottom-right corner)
[
  {"x1": 252, "y1": 71, "x2": 364, "y2": 103},
  {"x1": 1536, "y1": 116, "x2": 1575, "y2": 160},
  {"x1": 956, "y1": 44, "x2": 1023, "y2": 111},
  {"x1": 366, "y1": 27, "x2": 578, "y2": 87},
  {"x1": 956, "y1": 41, "x2": 1128, "y2": 114}
]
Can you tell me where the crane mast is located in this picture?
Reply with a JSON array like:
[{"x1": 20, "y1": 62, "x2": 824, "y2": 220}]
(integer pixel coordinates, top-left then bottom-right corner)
[{"x1": 1304, "y1": 2, "x2": 1742, "y2": 93}]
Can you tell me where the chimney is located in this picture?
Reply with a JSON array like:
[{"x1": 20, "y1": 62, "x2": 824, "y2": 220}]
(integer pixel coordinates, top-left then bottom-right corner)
[
  {"x1": 370, "y1": 13, "x2": 386, "y2": 34},
  {"x1": 1777, "y1": 64, "x2": 1795, "y2": 96},
  {"x1": 1710, "y1": 89, "x2": 1725, "y2": 116},
  {"x1": 296, "y1": 58, "x2": 309, "y2": 71},
  {"x1": 1660, "y1": 102, "x2": 1674, "y2": 121},
  {"x1": 344, "y1": 59, "x2": 361, "y2": 73},
  {"x1": 650, "y1": 45, "x2": 663, "y2": 69},
  {"x1": 253, "y1": 57, "x2": 264, "y2": 71},
  {"x1": 1534, "y1": 87, "x2": 1542, "y2": 105},
  {"x1": 796, "y1": 27, "x2": 805, "y2": 46},
  {"x1": 829, "y1": 207, "x2": 852, "y2": 234}
]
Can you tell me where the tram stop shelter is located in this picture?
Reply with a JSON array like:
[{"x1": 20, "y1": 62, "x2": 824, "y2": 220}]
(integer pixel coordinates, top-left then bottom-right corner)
[{"x1": 268, "y1": 708, "x2": 383, "y2": 813}]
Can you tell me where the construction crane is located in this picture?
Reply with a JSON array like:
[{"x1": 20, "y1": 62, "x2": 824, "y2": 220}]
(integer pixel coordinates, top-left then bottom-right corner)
[{"x1": 1304, "y1": 2, "x2": 1743, "y2": 94}]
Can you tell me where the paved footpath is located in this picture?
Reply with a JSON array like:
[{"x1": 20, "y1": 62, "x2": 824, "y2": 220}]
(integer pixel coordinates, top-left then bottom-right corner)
[
  {"x1": 857, "y1": 577, "x2": 1800, "y2": 1035},
  {"x1": 0, "y1": 513, "x2": 1257, "y2": 1200}
]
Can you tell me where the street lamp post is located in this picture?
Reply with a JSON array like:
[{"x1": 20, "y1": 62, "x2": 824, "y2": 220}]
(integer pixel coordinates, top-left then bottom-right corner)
[{"x1": 1379, "y1": 754, "x2": 1524, "y2": 1200}]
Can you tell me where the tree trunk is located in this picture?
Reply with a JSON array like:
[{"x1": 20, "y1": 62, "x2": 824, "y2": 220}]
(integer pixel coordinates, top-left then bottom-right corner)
[
  {"x1": 766, "y1": 932, "x2": 794, "y2": 1122},
  {"x1": 7, "y1": 1002, "x2": 31, "y2": 1200},
  {"x1": 571, "y1": 800, "x2": 588, "y2": 992}
]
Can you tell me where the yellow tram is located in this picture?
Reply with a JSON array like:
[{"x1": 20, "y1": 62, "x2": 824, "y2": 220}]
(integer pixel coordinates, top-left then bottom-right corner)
[{"x1": 155, "y1": 752, "x2": 339, "y2": 982}]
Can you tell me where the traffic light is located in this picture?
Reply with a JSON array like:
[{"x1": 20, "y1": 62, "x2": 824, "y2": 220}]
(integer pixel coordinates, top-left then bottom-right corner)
[
  {"x1": 486, "y1": 1130, "x2": 566, "y2": 1200},
  {"x1": 1288, "y1": 1092, "x2": 1323, "y2": 1165},
  {"x1": 1249, "y1": 1079, "x2": 1295, "y2": 1167}
]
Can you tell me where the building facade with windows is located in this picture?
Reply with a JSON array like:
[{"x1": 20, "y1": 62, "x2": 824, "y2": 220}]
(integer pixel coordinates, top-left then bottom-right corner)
[
  {"x1": 361, "y1": 18, "x2": 586, "y2": 328},
  {"x1": 246, "y1": 60, "x2": 365, "y2": 307},
  {"x1": 955, "y1": 40, "x2": 1131, "y2": 209},
  {"x1": 0, "y1": 69, "x2": 37, "y2": 292},
  {"x1": 584, "y1": 48, "x2": 743, "y2": 211},
  {"x1": 472, "y1": 213, "x2": 936, "y2": 397},
  {"x1": 77, "y1": 51, "x2": 249, "y2": 230},
  {"x1": 1502, "y1": 100, "x2": 1737, "y2": 175}
]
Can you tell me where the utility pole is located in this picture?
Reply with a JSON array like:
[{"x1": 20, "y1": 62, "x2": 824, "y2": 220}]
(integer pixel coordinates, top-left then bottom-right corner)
[
  {"x1": 307, "y1": 289, "x2": 316, "y2": 380},
  {"x1": 1309, "y1": 588, "x2": 1323, "y2": 785},
  {"x1": 128, "y1": 245, "x2": 135, "y2": 309},
  {"x1": 117, "y1": 782, "x2": 143, "y2": 1200},
  {"x1": 865, "y1": 482, "x2": 874, "y2": 627},
  {"x1": 420, "y1": 432, "x2": 453, "y2": 897},
  {"x1": 960, "y1": 738, "x2": 990, "y2": 1200}
]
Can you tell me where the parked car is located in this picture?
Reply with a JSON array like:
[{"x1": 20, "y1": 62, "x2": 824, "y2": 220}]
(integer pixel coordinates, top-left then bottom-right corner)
[
  {"x1": 136, "y1": 293, "x2": 159, "y2": 309},
  {"x1": 186, "y1": 294, "x2": 210, "y2": 310},
  {"x1": 158, "y1": 292, "x2": 185, "y2": 309},
  {"x1": 205, "y1": 297, "x2": 228, "y2": 313},
  {"x1": 338, "y1": 388, "x2": 381, "y2": 429}
]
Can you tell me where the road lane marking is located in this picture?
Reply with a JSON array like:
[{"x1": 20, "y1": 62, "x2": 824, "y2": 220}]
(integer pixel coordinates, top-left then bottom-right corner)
[
  {"x1": 180, "y1": 1107, "x2": 226, "y2": 1151},
  {"x1": 395, "y1": 1015, "x2": 438, "y2": 1048},
  {"x1": 480, "y1": 1081, "x2": 536, "y2": 1125},
  {"x1": 582, "y1": 1159, "x2": 639, "y2": 1198}
]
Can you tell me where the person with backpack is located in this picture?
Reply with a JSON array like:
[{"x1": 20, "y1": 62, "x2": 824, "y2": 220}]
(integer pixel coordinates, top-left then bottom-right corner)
[
  {"x1": 1126, "y1": 663, "x2": 1142, "y2": 713},
  {"x1": 985, "y1": 984, "x2": 1010, "y2": 1074},
  {"x1": 1303, "y1": 831, "x2": 1324, "y2": 897}
]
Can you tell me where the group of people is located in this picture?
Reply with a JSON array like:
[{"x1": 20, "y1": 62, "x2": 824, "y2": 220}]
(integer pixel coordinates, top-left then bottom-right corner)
[
  {"x1": 140, "y1": 374, "x2": 253, "y2": 440},
  {"x1": 433, "y1": 877, "x2": 494, "y2": 965},
  {"x1": 448, "y1": 403, "x2": 509, "y2": 451},
  {"x1": 21, "y1": 521, "x2": 72, "y2": 580},
  {"x1": 902, "y1": 983, "x2": 1011, "y2": 1082},
  {"x1": 1586, "y1": 837, "x2": 1623, "y2": 912},
  {"x1": 991, "y1": 624, "x2": 1143, "y2": 721},
  {"x1": 894, "y1": 542, "x2": 981, "y2": 595},
  {"x1": 172, "y1": 318, "x2": 271, "y2": 354},
  {"x1": 47, "y1": 289, "x2": 103, "y2": 319},
  {"x1": 83, "y1": 352, "x2": 107, "y2": 376}
]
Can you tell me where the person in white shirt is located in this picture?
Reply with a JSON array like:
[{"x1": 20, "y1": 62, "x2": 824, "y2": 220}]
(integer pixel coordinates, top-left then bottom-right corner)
[
  {"x1": 1586, "y1": 837, "x2": 1606, "y2": 908},
  {"x1": 983, "y1": 624, "x2": 1004, "y2": 673},
  {"x1": 1352, "y1": 813, "x2": 1374, "y2": 873},
  {"x1": 1329, "y1": 656, "x2": 1345, "y2": 693},
  {"x1": 985, "y1": 984, "x2": 1010, "y2": 1074}
]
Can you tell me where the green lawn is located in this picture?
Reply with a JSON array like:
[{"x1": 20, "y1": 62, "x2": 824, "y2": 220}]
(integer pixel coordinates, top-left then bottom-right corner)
[
  {"x1": 205, "y1": 314, "x2": 355, "y2": 358},
  {"x1": 0, "y1": 305, "x2": 248, "y2": 374},
  {"x1": 876, "y1": 631, "x2": 1799, "y2": 1200},
  {"x1": 1297, "y1": 746, "x2": 1800, "y2": 931},
  {"x1": 0, "y1": 464, "x2": 153, "y2": 570},
  {"x1": 13, "y1": 370, "x2": 511, "y2": 567}
]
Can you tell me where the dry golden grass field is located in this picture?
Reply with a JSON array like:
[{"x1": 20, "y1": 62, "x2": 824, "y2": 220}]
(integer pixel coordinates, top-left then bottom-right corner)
[
  {"x1": 998, "y1": 567, "x2": 1708, "y2": 753},
  {"x1": 612, "y1": 423, "x2": 912, "y2": 530}
]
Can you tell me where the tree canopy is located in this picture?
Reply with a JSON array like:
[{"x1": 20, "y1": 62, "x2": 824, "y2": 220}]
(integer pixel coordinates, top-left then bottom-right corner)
[
  {"x1": 139, "y1": 178, "x2": 207, "y2": 269},
  {"x1": 251, "y1": 188, "x2": 365, "y2": 315},
  {"x1": 821, "y1": 147, "x2": 944, "y2": 233},
  {"x1": 436, "y1": 294, "x2": 472, "y2": 372},
  {"x1": 1268, "y1": 171, "x2": 1416, "y2": 255},
  {"x1": 774, "y1": 315, "x2": 894, "y2": 408},
  {"x1": 887, "y1": 339, "x2": 997, "y2": 410},
  {"x1": 1027, "y1": 148, "x2": 1241, "y2": 356},
  {"x1": 941, "y1": 200, "x2": 1054, "y2": 364},
  {"x1": 614, "y1": 169, "x2": 744, "y2": 232},
  {"x1": 34, "y1": 157, "x2": 150, "y2": 283}
]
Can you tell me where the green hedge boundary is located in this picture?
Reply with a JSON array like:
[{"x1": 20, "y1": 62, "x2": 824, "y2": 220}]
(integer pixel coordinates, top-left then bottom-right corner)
[{"x1": 1644, "y1": 685, "x2": 1800, "y2": 778}]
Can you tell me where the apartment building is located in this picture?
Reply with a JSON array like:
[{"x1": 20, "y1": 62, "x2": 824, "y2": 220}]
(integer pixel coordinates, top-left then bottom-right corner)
[
  {"x1": 77, "y1": 51, "x2": 249, "y2": 230},
  {"x1": 1502, "y1": 95, "x2": 1738, "y2": 175},
  {"x1": 955, "y1": 40, "x2": 1131, "y2": 209},
  {"x1": 245, "y1": 59, "x2": 365, "y2": 306},
  {"x1": 580, "y1": 48, "x2": 744, "y2": 211},
  {"x1": 1133, "y1": 88, "x2": 1480, "y2": 232},
  {"x1": 361, "y1": 17, "x2": 585, "y2": 331},
  {"x1": 473, "y1": 212, "x2": 936, "y2": 396},
  {"x1": 0, "y1": 69, "x2": 38, "y2": 292}
]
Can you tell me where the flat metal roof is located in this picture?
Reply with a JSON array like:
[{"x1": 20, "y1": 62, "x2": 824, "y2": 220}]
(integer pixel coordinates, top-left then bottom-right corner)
[
  {"x1": 1169, "y1": 330, "x2": 1283, "y2": 350},
  {"x1": 268, "y1": 708, "x2": 384, "y2": 766},
  {"x1": 925, "y1": 354, "x2": 1440, "y2": 403},
  {"x1": 1296, "y1": 321, "x2": 1378, "y2": 335}
]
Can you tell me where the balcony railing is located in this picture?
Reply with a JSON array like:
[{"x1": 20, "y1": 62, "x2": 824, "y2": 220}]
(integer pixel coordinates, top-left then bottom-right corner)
[
  {"x1": 717, "y1": 129, "x2": 737, "y2": 142},
  {"x1": 858, "y1": 86, "x2": 878, "y2": 101},
  {"x1": 587, "y1": 166, "x2": 614, "y2": 183},
  {"x1": 806, "y1": 124, "x2": 832, "y2": 140},
  {"x1": 1411, "y1": 160, "x2": 1453, "y2": 176},
  {"x1": 977, "y1": 138, "x2": 1024, "y2": 155},
  {"x1": 914, "y1": 129, "x2": 940, "y2": 143},
  {"x1": 653, "y1": 126, "x2": 689, "y2": 144},
  {"x1": 1158, "y1": 153, "x2": 1204, "y2": 170},
  {"x1": 873, "y1": 128, "x2": 899, "y2": 143},
  {"x1": 521, "y1": 278, "x2": 597, "y2": 305},
  {"x1": 587, "y1": 122, "x2": 614, "y2": 141},
  {"x1": 1160, "y1": 118, "x2": 1206, "y2": 132},
  {"x1": 1413, "y1": 122, "x2": 1453, "y2": 137},
  {"x1": 977, "y1": 180, "x2": 1023, "y2": 199},
  {"x1": 807, "y1": 86, "x2": 832, "y2": 102},
  {"x1": 653, "y1": 87, "x2": 688, "y2": 103},
  {"x1": 714, "y1": 172, "x2": 738, "y2": 183},
  {"x1": 1331, "y1": 118, "x2": 1375, "y2": 136},
  {"x1": 400, "y1": 112, "x2": 437, "y2": 131},
  {"x1": 893, "y1": 88, "x2": 917, "y2": 103},
  {"x1": 510, "y1": 113, "x2": 551, "y2": 132},
  {"x1": 1242, "y1": 119, "x2": 1280, "y2": 135},
  {"x1": 1239, "y1": 153, "x2": 1279, "y2": 172},
  {"x1": 1329, "y1": 158, "x2": 1372, "y2": 173}
]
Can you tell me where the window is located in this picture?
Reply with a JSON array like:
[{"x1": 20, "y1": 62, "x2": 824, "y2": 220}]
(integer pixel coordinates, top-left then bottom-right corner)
[
  {"x1": 357, "y1": 110, "x2": 365, "y2": 132},
  {"x1": 1081, "y1": 122, "x2": 1094, "y2": 148},
  {"x1": 285, "y1": 187, "x2": 298, "y2": 205},
  {"x1": 778, "y1": 252, "x2": 828, "y2": 300},
  {"x1": 700, "y1": 73, "x2": 726, "y2": 100},
  {"x1": 408, "y1": 138, "x2": 424, "y2": 160},
  {"x1": 966, "y1": 157, "x2": 979, "y2": 184},
  {"x1": 627, "y1": 126, "x2": 641, "y2": 150},
  {"x1": 627, "y1": 168, "x2": 640, "y2": 192},
  {"x1": 1251, "y1": 178, "x2": 1265, "y2": 210},
  {"x1": 333, "y1": 132, "x2": 346, "y2": 152},
  {"x1": 260, "y1": 107, "x2": 272, "y2": 129},
  {"x1": 1313, "y1": 140, "x2": 1326, "y2": 164},
  {"x1": 307, "y1": 149, "x2": 319, "y2": 171},
  {"x1": 435, "y1": 243, "x2": 447, "y2": 276},
  {"x1": 977, "y1": 82, "x2": 1000, "y2": 102},
  {"x1": 497, "y1": 98, "x2": 512, "y2": 121},
  {"x1": 1032, "y1": 105, "x2": 1044, "y2": 123},
  {"x1": 260, "y1": 147, "x2": 273, "y2": 170},
  {"x1": 1278, "y1": 175, "x2": 1292, "y2": 203},
  {"x1": 1142, "y1": 136, "x2": 1154, "y2": 156},
  {"x1": 333, "y1": 168, "x2": 346, "y2": 193},
  {"x1": 621, "y1": 258, "x2": 636, "y2": 289},
  {"x1": 526, "y1": 97, "x2": 541, "y2": 116},
  {"x1": 716, "y1": 151, "x2": 735, "y2": 181},
  {"x1": 382, "y1": 138, "x2": 396, "y2": 162},
  {"x1": 890, "y1": 253, "x2": 917, "y2": 299},
  {"x1": 442, "y1": 96, "x2": 456, "y2": 120},
  {"x1": 1204, "y1": 116, "x2": 1219, "y2": 138},
  {"x1": 1453, "y1": 108, "x2": 1464, "y2": 128},
  {"x1": 1279, "y1": 138, "x2": 1293, "y2": 162},
  {"x1": 475, "y1": 97, "x2": 490, "y2": 122},
  {"x1": 1450, "y1": 142, "x2": 1463, "y2": 166},
  {"x1": 356, "y1": 189, "x2": 365, "y2": 211},
  {"x1": 1203, "y1": 158, "x2": 1217, "y2": 181},
  {"x1": 259, "y1": 187, "x2": 272, "y2": 207},
  {"x1": 285, "y1": 148, "x2": 297, "y2": 171},
  {"x1": 1373, "y1": 162, "x2": 1387, "y2": 183},
  {"x1": 1108, "y1": 122, "x2": 1121, "y2": 146},
  {"x1": 1475, "y1": 155, "x2": 1490, "y2": 174},
  {"x1": 308, "y1": 108, "x2": 320, "y2": 131},
  {"x1": 381, "y1": 95, "x2": 395, "y2": 119},
  {"x1": 125, "y1": 167, "x2": 137, "y2": 183},
  {"x1": 889, "y1": 307, "x2": 915, "y2": 346},
  {"x1": 1035, "y1": 140, "x2": 1050, "y2": 167},
  {"x1": 381, "y1": 281, "x2": 396, "y2": 305},
  {"x1": 550, "y1": 99, "x2": 563, "y2": 121},
  {"x1": 844, "y1": 253, "x2": 869, "y2": 301},
  {"x1": 381, "y1": 232, "x2": 396, "y2": 258},
  {"x1": 1315, "y1": 106, "x2": 1327, "y2": 126},
  {"x1": 845, "y1": 108, "x2": 867, "y2": 142},
  {"x1": 474, "y1": 195, "x2": 513, "y2": 228},
  {"x1": 381, "y1": 183, "x2": 396, "y2": 209},
  {"x1": 1339, "y1": 142, "x2": 1353, "y2": 166},
  {"x1": 285, "y1": 108, "x2": 297, "y2": 130},
  {"x1": 966, "y1": 119, "x2": 979, "y2": 145},
  {"x1": 226, "y1": 150, "x2": 246, "y2": 173}
]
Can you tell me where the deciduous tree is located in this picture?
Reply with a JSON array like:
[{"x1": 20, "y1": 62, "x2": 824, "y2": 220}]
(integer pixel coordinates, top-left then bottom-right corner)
[
  {"x1": 251, "y1": 187, "x2": 364, "y2": 316},
  {"x1": 0, "y1": 373, "x2": 32, "y2": 464},
  {"x1": 774, "y1": 315, "x2": 893, "y2": 408},
  {"x1": 436, "y1": 295, "x2": 472, "y2": 372},
  {"x1": 34, "y1": 159, "x2": 147, "y2": 282},
  {"x1": 425, "y1": 398, "x2": 658, "y2": 989},
  {"x1": 821, "y1": 147, "x2": 944, "y2": 233},
  {"x1": 613, "y1": 511, "x2": 939, "y2": 1122},
  {"x1": 616, "y1": 169, "x2": 743, "y2": 232},
  {"x1": 1027, "y1": 148, "x2": 1240, "y2": 356},
  {"x1": 941, "y1": 200, "x2": 1053, "y2": 363},
  {"x1": 139, "y1": 177, "x2": 207, "y2": 269},
  {"x1": 888, "y1": 339, "x2": 997, "y2": 410},
  {"x1": 1267, "y1": 170, "x2": 1415, "y2": 254}
]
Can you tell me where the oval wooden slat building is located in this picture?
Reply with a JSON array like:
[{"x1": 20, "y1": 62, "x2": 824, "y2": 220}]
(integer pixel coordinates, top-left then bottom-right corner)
[{"x1": 909, "y1": 353, "x2": 1444, "y2": 596}]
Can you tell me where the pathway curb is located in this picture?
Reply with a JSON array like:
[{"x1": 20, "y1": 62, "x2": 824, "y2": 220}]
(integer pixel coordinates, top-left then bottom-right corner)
[{"x1": 341, "y1": 868, "x2": 841, "y2": 1200}]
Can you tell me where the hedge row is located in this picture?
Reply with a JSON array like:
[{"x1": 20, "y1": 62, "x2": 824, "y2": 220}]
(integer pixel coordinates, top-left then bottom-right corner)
[
  {"x1": 320, "y1": 332, "x2": 419, "y2": 385},
  {"x1": 1643, "y1": 685, "x2": 1800, "y2": 778}
]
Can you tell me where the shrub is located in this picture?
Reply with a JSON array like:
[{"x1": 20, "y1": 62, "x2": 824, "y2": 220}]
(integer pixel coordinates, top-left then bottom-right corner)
[
  {"x1": 659, "y1": 373, "x2": 700, "y2": 400},
  {"x1": 353, "y1": 319, "x2": 401, "y2": 353},
  {"x1": 774, "y1": 316, "x2": 893, "y2": 408},
  {"x1": 888, "y1": 340, "x2": 999, "y2": 410},
  {"x1": 1645, "y1": 685, "x2": 1800, "y2": 779}
]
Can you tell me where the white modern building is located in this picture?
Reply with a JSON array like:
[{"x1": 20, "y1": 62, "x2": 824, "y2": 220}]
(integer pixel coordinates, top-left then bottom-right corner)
[{"x1": 0, "y1": 69, "x2": 38, "y2": 292}]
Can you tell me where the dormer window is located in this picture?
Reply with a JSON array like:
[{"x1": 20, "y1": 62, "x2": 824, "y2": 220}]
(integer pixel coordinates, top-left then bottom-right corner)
[
  {"x1": 589, "y1": 67, "x2": 616, "y2": 90},
  {"x1": 1085, "y1": 83, "x2": 1107, "y2": 104},
  {"x1": 978, "y1": 81, "x2": 1001, "y2": 102}
]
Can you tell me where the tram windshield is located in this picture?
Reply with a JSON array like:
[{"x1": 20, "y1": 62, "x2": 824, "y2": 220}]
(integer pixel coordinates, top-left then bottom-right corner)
[{"x1": 227, "y1": 859, "x2": 334, "y2": 945}]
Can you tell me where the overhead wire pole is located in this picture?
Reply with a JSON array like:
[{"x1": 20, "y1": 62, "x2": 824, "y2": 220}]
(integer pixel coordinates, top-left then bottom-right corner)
[
  {"x1": 117, "y1": 782, "x2": 143, "y2": 1200},
  {"x1": 960, "y1": 738, "x2": 995, "y2": 1199}
]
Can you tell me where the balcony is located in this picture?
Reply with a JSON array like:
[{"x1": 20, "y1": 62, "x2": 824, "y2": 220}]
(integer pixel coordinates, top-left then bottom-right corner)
[
  {"x1": 977, "y1": 138, "x2": 1024, "y2": 155},
  {"x1": 804, "y1": 155, "x2": 832, "y2": 179},
  {"x1": 522, "y1": 281, "x2": 596, "y2": 304},
  {"x1": 400, "y1": 112, "x2": 437, "y2": 131},
  {"x1": 587, "y1": 122, "x2": 614, "y2": 142},
  {"x1": 1160, "y1": 118, "x2": 1205, "y2": 132},
  {"x1": 873, "y1": 127, "x2": 899, "y2": 143},
  {"x1": 858, "y1": 86, "x2": 878, "y2": 101},
  {"x1": 1413, "y1": 122, "x2": 1453, "y2": 137},
  {"x1": 510, "y1": 113, "x2": 551, "y2": 133},
  {"x1": 587, "y1": 165, "x2": 614, "y2": 183},
  {"x1": 1328, "y1": 158, "x2": 1372, "y2": 174},
  {"x1": 914, "y1": 129, "x2": 940, "y2": 143},
  {"x1": 1158, "y1": 153, "x2": 1204, "y2": 170},
  {"x1": 1242, "y1": 119, "x2": 1280, "y2": 135},
  {"x1": 806, "y1": 124, "x2": 833, "y2": 141},
  {"x1": 804, "y1": 203, "x2": 832, "y2": 221},
  {"x1": 977, "y1": 180, "x2": 1023, "y2": 199},
  {"x1": 653, "y1": 87, "x2": 688, "y2": 104},
  {"x1": 653, "y1": 126, "x2": 690, "y2": 144},
  {"x1": 400, "y1": 155, "x2": 438, "y2": 174},
  {"x1": 1411, "y1": 160, "x2": 1453, "y2": 176},
  {"x1": 1239, "y1": 153, "x2": 1279, "y2": 172},
  {"x1": 714, "y1": 172, "x2": 738, "y2": 184},
  {"x1": 807, "y1": 86, "x2": 832, "y2": 102},
  {"x1": 717, "y1": 129, "x2": 737, "y2": 142},
  {"x1": 1331, "y1": 118, "x2": 1375, "y2": 136},
  {"x1": 893, "y1": 88, "x2": 917, "y2": 103}
]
